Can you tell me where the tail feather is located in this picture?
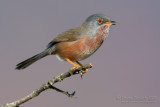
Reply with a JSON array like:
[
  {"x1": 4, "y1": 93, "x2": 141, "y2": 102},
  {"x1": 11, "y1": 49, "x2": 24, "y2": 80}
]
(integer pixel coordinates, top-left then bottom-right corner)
[{"x1": 16, "y1": 50, "x2": 48, "y2": 70}]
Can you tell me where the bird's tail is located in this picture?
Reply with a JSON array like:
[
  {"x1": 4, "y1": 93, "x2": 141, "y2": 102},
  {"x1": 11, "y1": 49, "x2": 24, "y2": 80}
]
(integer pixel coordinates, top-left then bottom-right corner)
[{"x1": 16, "y1": 50, "x2": 49, "y2": 70}]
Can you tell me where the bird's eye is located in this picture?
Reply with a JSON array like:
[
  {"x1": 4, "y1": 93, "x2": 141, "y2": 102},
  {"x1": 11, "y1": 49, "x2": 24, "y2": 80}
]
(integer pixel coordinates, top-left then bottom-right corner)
[{"x1": 97, "y1": 19, "x2": 103, "y2": 24}]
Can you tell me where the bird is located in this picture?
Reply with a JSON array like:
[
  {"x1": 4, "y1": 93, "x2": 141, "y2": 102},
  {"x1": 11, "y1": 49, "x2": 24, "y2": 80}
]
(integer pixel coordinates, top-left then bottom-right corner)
[{"x1": 16, "y1": 13, "x2": 116, "y2": 73}]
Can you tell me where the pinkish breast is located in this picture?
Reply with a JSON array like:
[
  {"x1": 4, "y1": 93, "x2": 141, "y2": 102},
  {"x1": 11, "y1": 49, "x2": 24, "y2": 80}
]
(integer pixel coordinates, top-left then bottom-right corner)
[
  {"x1": 87, "y1": 25, "x2": 109, "y2": 52},
  {"x1": 54, "y1": 25, "x2": 110, "y2": 61},
  {"x1": 79, "y1": 25, "x2": 109, "y2": 60}
]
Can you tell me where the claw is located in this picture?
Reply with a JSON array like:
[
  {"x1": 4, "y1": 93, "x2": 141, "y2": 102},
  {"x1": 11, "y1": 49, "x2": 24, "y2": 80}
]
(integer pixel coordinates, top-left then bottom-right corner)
[
  {"x1": 80, "y1": 68, "x2": 88, "y2": 78},
  {"x1": 66, "y1": 58, "x2": 89, "y2": 78},
  {"x1": 80, "y1": 70, "x2": 84, "y2": 78}
]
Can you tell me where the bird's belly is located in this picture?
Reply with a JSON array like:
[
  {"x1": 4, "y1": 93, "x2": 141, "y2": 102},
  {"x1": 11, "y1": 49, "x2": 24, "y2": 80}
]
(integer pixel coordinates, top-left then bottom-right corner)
[{"x1": 54, "y1": 39, "x2": 99, "y2": 62}]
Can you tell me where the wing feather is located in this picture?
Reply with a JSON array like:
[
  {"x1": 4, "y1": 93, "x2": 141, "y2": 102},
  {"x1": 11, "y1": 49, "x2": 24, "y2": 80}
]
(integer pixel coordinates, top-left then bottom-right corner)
[{"x1": 46, "y1": 27, "x2": 81, "y2": 49}]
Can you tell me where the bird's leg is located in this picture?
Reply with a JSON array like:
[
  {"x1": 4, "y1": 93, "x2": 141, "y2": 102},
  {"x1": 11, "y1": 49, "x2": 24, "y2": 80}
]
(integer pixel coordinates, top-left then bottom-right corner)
[
  {"x1": 76, "y1": 61, "x2": 88, "y2": 78},
  {"x1": 66, "y1": 58, "x2": 80, "y2": 70},
  {"x1": 76, "y1": 61, "x2": 88, "y2": 72},
  {"x1": 65, "y1": 59, "x2": 88, "y2": 78},
  {"x1": 76, "y1": 61, "x2": 83, "y2": 66}
]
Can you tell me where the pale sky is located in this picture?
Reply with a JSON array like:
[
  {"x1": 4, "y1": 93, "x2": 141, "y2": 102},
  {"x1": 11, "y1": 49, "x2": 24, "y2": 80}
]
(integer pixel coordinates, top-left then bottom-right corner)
[{"x1": 0, "y1": 0, "x2": 159, "y2": 107}]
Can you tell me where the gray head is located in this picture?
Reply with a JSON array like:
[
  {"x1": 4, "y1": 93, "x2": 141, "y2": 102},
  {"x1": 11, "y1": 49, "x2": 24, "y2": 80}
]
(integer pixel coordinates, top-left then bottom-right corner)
[{"x1": 82, "y1": 13, "x2": 116, "y2": 31}]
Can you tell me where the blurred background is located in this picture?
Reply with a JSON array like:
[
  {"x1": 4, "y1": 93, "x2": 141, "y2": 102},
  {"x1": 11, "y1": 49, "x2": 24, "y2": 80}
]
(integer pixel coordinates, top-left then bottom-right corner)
[{"x1": 0, "y1": 0, "x2": 159, "y2": 107}]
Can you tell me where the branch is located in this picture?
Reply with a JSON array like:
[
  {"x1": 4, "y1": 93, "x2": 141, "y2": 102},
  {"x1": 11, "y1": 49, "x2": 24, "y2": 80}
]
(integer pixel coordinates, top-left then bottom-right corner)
[{"x1": 2, "y1": 64, "x2": 92, "y2": 107}]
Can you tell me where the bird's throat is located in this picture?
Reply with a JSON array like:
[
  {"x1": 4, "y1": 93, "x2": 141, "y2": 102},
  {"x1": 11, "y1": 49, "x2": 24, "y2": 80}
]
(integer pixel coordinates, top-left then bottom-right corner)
[{"x1": 95, "y1": 25, "x2": 110, "y2": 39}]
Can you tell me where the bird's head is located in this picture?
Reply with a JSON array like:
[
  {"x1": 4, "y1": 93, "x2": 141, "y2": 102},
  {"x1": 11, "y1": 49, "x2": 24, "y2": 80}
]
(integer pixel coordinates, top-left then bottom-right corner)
[{"x1": 82, "y1": 14, "x2": 116, "y2": 37}]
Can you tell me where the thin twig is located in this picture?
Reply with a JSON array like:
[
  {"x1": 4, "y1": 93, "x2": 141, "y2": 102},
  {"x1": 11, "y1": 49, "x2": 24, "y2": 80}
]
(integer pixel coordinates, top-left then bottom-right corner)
[
  {"x1": 2, "y1": 64, "x2": 92, "y2": 107},
  {"x1": 49, "y1": 85, "x2": 76, "y2": 97}
]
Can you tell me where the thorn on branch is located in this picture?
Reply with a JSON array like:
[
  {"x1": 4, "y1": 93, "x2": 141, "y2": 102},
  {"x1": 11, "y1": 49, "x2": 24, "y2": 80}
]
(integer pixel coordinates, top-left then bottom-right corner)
[{"x1": 48, "y1": 84, "x2": 76, "y2": 98}]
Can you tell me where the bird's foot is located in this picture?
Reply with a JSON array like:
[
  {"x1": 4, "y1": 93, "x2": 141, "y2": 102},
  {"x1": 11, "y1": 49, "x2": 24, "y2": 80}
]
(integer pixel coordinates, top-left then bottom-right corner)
[
  {"x1": 70, "y1": 65, "x2": 81, "y2": 71},
  {"x1": 70, "y1": 66, "x2": 88, "y2": 78},
  {"x1": 66, "y1": 58, "x2": 89, "y2": 78},
  {"x1": 80, "y1": 68, "x2": 88, "y2": 78}
]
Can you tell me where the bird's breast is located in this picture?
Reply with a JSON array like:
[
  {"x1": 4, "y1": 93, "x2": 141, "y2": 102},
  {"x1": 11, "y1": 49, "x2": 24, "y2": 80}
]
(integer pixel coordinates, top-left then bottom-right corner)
[
  {"x1": 86, "y1": 25, "x2": 109, "y2": 53},
  {"x1": 54, "y1": 25, "x2": 109, "y2": 61}
]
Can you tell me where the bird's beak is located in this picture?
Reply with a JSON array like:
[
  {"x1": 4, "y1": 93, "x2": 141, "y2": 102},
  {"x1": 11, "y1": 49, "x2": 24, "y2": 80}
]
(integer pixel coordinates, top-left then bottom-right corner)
[{"x1": 104, "y1": 21, "x2": 116, "y2": 26}]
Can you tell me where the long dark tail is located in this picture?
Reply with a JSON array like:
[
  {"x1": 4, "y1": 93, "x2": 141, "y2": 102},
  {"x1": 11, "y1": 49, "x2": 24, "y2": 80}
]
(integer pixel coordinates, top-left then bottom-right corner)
[{"x1": 16, "y1": 50, "x2": 49, "y2": 70}]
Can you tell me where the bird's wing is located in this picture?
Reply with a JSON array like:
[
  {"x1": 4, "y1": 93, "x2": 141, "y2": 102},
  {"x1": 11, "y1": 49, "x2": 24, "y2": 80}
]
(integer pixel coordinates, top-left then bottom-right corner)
[{"x1": 46, "y1": 27, "x2": 81, "y2": 49}]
